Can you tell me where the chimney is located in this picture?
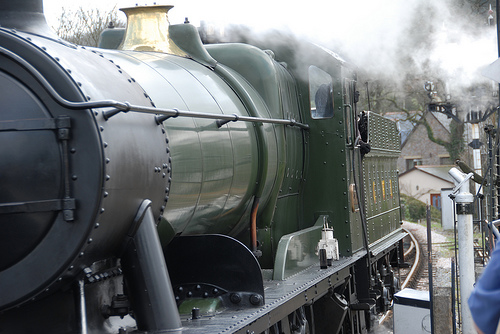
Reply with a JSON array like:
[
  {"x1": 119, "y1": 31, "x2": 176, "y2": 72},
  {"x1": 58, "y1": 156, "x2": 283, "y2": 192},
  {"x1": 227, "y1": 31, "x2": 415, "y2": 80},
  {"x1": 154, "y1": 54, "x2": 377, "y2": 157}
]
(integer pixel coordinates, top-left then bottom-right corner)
[
  {"x1": 0, "y1": 0, "x2": 57, "y2": 38},
  {"x1": 119, "y1": 5, "x2": 187, "y2": 56}
]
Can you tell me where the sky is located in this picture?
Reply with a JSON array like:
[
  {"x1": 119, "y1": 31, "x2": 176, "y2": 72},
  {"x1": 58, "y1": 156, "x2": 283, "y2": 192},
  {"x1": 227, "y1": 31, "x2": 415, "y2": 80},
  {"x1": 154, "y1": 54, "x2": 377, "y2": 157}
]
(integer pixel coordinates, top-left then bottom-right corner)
[
  {"x1": 42, "y1": 0, "x2": 498, "y2": 92},
  {"x1": 42, "y1": 0, "x2": 418, "y2": 32}
]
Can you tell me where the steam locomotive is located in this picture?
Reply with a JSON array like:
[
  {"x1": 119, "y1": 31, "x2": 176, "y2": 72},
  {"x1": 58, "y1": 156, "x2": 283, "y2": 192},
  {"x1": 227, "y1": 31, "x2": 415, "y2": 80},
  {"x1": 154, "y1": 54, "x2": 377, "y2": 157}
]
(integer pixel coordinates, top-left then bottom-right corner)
[{"x1": 0, "y1": 1, "x2": 405, "y2": 333}]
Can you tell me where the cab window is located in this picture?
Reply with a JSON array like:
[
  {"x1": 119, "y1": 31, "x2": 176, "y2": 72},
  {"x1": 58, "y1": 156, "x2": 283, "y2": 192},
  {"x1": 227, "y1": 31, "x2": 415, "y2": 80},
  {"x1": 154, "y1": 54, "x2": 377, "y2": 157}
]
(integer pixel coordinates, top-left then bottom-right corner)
[{"x1": 309, "y1": 66, "x2": 334, "y2": 119}]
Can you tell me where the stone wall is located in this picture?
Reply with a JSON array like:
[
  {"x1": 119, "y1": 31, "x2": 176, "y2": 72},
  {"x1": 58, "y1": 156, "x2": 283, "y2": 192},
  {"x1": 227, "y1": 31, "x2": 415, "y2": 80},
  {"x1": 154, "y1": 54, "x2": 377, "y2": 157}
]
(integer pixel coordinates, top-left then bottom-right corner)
[{"x1": 397, "y1": 113, "x2": 451, "y2": 173}]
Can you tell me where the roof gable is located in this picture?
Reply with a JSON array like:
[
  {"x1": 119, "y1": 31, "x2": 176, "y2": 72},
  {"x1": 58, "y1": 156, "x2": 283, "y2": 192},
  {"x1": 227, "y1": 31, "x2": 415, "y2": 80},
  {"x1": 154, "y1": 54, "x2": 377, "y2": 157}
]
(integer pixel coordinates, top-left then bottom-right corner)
[
  {"x1": 401, "y1": 111, "x2": 451, "y2": 149},
  {"x1": 399, "y1": 165, "x2": 455, "y2": 183}
]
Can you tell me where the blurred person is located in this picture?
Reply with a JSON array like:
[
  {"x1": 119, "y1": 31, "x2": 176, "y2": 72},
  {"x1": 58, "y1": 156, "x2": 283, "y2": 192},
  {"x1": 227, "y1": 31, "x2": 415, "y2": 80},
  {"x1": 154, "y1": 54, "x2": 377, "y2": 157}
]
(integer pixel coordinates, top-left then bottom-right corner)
[{"x1": 469, "y1": 240, "x2": 500, "y2": 334}]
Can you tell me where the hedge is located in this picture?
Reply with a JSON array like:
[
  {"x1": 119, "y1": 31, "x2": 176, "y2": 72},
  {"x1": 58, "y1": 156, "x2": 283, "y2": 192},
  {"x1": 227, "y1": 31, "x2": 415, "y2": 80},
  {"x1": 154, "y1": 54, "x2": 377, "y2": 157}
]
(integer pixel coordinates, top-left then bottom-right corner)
[{"x1": 400, "y1": 194, "x2": 441, "y2": 224}]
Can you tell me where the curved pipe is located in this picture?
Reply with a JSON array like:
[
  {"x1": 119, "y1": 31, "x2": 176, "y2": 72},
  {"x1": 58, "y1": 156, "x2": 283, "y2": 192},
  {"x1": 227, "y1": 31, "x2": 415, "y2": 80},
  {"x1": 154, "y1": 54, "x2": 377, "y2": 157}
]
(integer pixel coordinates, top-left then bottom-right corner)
[
  {"x1": 250, "y1": 197, "x2": 260, "y2": 254},
  {"x1": 0, "y1": 45, "x2": 309, "y2": 129}
]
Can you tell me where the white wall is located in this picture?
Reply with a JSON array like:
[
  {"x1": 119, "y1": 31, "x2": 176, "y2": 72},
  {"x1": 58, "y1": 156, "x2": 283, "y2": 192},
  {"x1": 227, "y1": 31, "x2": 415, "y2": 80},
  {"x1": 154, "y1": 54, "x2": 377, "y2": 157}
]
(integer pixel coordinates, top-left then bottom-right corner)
[{"x1": 399, "y1": 169, "x2": 454, "y2": 204}]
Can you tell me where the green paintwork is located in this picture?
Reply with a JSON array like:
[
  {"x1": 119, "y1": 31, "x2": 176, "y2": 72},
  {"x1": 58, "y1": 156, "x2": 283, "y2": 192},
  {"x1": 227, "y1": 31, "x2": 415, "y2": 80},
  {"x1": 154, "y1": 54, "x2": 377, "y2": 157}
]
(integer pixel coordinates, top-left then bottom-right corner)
[
  {"x1": 207, "y1": 44, "x2": 292, "y2": 267},
  {"x1": 206, "y1": 44, "x2": 282, "y2": 117},
  {"x1": 97, "y1": 50, "x2": 262, "y2": 238},
  {"x1": 178, "y1": 298, "x2": 223, "y2": 316},
  {"x1": 169, "y1": 24, "x2": 217, "y2": 67},
  {"x1": 362, "y1": 111, "x2": 402, "y2": 244},
  {"x1": 299, "y1": 59, "x2": 355, "y2": 257},
  {"x1": 97, "y1": 24, "x2": 403, "y2": 276},
  {"x1": 98, "y1": 27, "x2": 125, "y2": 49}
]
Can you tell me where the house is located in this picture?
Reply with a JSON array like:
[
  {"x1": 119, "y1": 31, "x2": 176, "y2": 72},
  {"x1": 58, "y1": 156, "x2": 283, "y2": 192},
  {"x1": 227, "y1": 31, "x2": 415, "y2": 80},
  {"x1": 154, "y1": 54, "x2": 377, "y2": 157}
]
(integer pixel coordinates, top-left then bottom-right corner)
[
  {"x1": 396, "y1": 111, "x2": 453, "y2": 173},
  {"x1": 399, "y1": 165, "x2": 455, "y2": 209}
]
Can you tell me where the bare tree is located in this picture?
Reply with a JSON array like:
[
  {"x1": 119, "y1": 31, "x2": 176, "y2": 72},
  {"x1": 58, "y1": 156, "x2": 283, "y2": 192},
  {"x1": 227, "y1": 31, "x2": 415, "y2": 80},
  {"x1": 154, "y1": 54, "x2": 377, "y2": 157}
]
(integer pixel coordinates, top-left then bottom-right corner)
[{"x1": 53, "y1": 6, "x2": 125, "y2": 47}]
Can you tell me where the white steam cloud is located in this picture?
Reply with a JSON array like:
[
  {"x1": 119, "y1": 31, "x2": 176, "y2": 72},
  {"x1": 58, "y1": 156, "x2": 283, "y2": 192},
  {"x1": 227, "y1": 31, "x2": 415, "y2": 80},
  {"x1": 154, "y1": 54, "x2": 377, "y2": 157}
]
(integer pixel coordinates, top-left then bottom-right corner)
[
  {"x1": 43, "y1": 0, "x2": 498, "y2": 93},
  {"x1": 168, "y1": 0, "x2": 497, "y2": 91}
]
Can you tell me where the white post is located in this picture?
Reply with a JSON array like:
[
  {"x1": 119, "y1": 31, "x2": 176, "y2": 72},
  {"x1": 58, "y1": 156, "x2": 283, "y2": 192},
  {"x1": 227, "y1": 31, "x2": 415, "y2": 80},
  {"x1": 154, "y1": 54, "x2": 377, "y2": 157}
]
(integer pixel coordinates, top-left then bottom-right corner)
[{"x1": 448, "y1": 167, "x2": 475, "y2": 334}]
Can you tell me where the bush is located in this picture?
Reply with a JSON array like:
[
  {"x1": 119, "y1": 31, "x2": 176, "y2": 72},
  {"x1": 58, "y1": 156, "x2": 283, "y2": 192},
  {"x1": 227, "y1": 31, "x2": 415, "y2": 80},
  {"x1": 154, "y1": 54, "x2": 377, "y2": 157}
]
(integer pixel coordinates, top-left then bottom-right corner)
[{"x1": 400, "y1": 194, "x2": 441, "y2": 224}]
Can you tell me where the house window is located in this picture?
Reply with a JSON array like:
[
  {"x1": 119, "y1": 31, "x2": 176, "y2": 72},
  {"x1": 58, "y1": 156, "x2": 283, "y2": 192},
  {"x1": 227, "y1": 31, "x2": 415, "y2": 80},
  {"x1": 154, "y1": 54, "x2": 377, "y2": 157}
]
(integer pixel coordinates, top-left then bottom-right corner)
[{"x1": 405, "y1": 158, "x2": 422, "y2": 171}]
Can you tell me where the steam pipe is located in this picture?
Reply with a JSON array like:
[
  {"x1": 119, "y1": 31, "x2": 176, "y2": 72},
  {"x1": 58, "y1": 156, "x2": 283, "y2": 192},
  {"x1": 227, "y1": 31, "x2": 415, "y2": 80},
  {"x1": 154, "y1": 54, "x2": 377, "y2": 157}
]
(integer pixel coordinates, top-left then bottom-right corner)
[
  {"x1": 121, "y1": 200, "x2": 182, "y2": 332},
  {"x1": 448, "y1": 167, "x2": 475, "y2": 334},
  {"x1": 250, "y1": 197, "x2": 260, "y2": 256},
  {"x1": 0, "y1": 45, "x2": 309, "y2": 130},
  {"x1": 76, "y1": 280, "x2": 88, "y2": 334}
]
